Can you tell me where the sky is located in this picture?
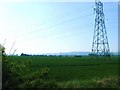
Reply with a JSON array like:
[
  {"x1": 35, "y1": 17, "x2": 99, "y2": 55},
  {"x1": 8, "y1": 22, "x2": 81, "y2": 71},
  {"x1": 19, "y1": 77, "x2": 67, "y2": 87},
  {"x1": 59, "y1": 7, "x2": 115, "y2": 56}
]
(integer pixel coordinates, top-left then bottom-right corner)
[{"x1": 0, "y1": 1, "x2": 118, "y2": 55}]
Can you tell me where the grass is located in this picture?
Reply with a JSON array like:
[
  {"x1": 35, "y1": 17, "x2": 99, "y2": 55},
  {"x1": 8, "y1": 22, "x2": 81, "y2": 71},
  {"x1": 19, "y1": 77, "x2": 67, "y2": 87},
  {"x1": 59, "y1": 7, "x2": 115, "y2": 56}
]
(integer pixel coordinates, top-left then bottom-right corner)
[{"x1": 9, "y1": 56, "x2": 118, "y2": 88}]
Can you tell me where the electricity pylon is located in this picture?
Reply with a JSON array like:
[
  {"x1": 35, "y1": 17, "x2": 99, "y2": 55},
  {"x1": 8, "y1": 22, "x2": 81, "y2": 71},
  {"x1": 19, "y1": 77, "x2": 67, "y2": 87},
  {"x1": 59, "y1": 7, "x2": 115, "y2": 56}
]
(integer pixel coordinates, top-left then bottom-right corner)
[{"x1": 91, "y1": 0, "x2": 110, "y2": 56}]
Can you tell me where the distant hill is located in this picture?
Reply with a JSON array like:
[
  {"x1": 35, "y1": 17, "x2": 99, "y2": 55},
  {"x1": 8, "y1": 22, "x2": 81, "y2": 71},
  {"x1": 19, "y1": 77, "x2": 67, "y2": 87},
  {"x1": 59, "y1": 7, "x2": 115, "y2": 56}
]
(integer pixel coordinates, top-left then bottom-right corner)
[
  {"x1": 12, "y1": 51, "x2": 119, "y2": 56},
  {"x1": 45, "y1": 52, "x2": 90, "y2": 56},
  {"x1": 60, "y1": 52, "x2": 90, "y2": 56},
  {"x1": 45, "y1": 51, "x2": 119, "y2": 56}
]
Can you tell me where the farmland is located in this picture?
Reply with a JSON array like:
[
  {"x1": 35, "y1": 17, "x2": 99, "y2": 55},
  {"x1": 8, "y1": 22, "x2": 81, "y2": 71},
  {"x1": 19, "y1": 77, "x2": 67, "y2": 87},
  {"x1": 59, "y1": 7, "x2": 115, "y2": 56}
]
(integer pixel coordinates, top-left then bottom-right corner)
[{"x1": 6, "y1": 56, "x2": 118, "y2": 88}]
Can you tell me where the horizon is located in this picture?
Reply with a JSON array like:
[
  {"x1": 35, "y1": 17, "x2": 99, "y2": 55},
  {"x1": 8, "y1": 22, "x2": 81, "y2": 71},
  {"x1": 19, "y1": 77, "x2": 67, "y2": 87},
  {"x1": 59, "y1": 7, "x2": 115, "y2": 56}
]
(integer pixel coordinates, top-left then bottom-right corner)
[{"x1": 8, "y1": 51, "x2": 119, "y2": 56}]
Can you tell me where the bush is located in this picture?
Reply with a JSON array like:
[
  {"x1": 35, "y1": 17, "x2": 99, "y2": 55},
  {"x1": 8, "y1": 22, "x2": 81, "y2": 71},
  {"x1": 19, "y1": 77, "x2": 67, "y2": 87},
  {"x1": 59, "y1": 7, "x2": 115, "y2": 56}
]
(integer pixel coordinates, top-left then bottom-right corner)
[{"x1": 1, "y1": 45, "x2": 59, "y2": 89}]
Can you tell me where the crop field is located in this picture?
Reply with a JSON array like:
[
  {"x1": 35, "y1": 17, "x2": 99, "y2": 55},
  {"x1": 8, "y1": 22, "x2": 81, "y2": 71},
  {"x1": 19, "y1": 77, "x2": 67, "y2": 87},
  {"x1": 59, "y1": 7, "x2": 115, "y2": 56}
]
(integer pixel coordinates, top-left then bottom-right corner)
[{"x1": 8, "y1": 56, "x2": 118, "y2": 88}]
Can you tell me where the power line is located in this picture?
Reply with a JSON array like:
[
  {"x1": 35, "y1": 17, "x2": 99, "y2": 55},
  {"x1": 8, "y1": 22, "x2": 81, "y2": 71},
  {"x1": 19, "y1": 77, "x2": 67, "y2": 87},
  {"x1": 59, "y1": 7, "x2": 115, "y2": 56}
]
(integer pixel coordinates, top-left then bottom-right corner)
[
  {"x1": 43, "y1": 22, "x2": 94, "y2": 41},
  {"x1": 16, "y1": 8, "x2": 115, "y2": 39},
  {"x1": 15, "y1": 5, "x2": 115, "y2": 39},
  {"x1": 3, "y1": 5, "x2": 95, "y2": 54},
  {"x1": 36, "y1": 5, "x2": 94, "y2": 26},
  {"x1": 14, "y1": 5, "x2": 94, "y2": 38},
  {"x1": 16, "y1": 13, "x2": 94, "y2": 39},
  {"x1": 47, "y1": 23, "x2": 94, "y2": 41}
]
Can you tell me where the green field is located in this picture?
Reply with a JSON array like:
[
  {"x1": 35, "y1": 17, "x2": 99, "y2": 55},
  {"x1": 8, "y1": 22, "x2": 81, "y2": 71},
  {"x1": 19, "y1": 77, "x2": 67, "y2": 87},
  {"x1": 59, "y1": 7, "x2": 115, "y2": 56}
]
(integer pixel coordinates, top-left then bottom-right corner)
[{"x1": 8, "y1": 56, "x2": 118, "y2": 88}]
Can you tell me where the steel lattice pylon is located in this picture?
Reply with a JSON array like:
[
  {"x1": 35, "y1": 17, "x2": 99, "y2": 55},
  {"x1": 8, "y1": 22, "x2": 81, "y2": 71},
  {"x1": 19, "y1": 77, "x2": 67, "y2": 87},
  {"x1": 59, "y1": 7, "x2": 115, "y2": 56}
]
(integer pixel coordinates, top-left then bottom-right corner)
[{"x1": 91, "y1": 0, "x2": 110, "y2": 56}]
